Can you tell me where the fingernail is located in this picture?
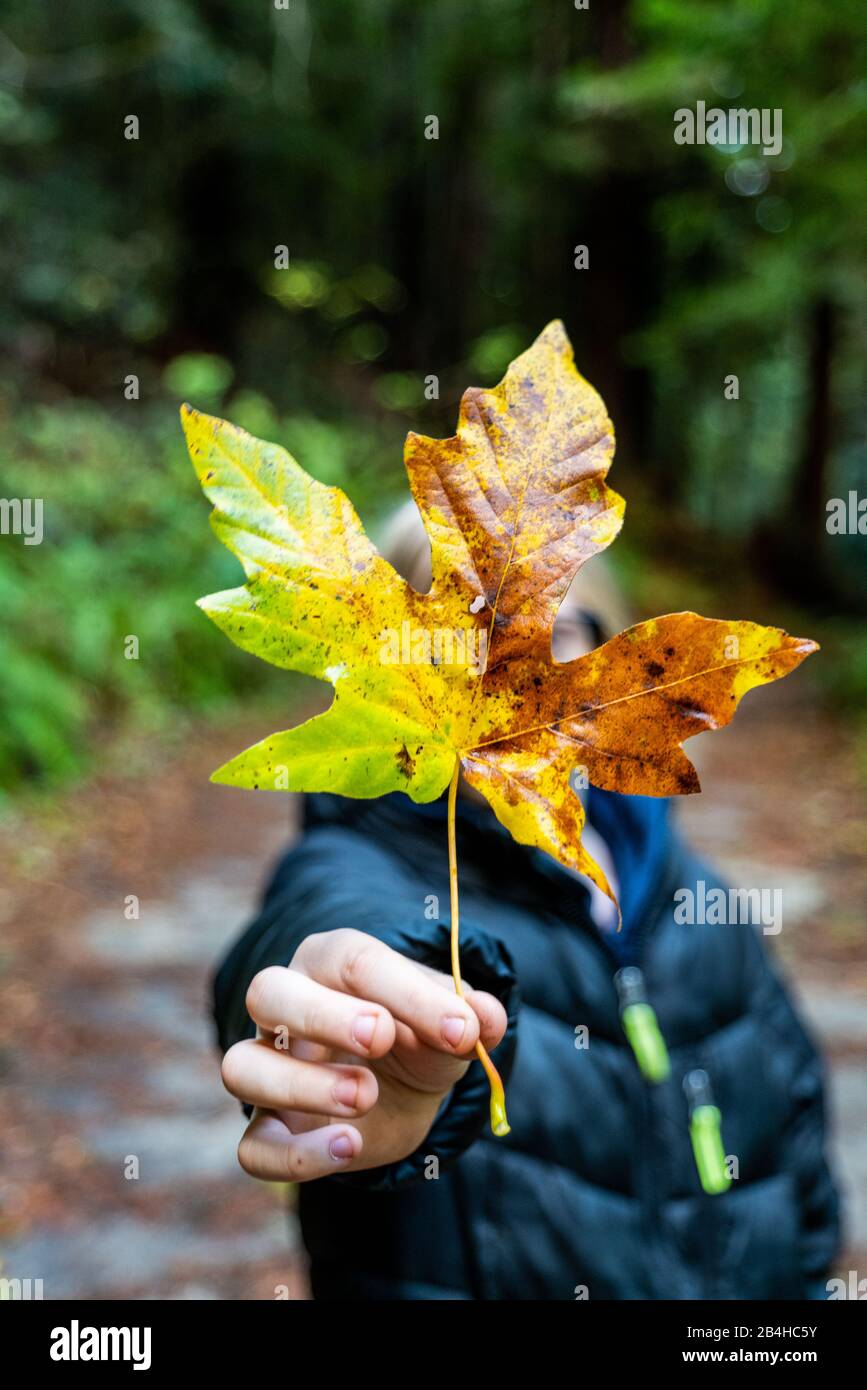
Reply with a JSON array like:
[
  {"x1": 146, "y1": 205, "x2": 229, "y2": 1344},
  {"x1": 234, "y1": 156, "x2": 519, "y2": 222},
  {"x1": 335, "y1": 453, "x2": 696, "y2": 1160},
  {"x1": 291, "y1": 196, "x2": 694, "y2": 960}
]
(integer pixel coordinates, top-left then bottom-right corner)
[
  {"x1": 351, "y1": 1014, "x2": 378, "y2": 1050},
  {"x1": 329, "y1": 1135, "x2": 354, "y2": 1161},
  {"x1": 333, "y1": 1078, "x2": 359, "y2": 1109},
  {"x1": 442, "y1": 1015, "x2": 467, "y2": 1048}
]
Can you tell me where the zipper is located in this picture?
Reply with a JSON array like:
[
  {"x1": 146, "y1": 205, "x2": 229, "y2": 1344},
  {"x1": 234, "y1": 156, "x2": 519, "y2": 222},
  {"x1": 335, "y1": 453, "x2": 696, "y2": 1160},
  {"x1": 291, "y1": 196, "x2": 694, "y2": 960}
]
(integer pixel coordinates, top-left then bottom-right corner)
[
  {"x1": 554, "y1": 837, "x2": 730, "y2": 1297},
  {"x1": 683, "y1": 1068, "x2": 731, "y2": 1196},
  {"x1": 614, "y1": 964, "x2": 730, "y2": 1199},
  {"x1": 614, "y1": 966, "x2": 671, "y2": 1083}
]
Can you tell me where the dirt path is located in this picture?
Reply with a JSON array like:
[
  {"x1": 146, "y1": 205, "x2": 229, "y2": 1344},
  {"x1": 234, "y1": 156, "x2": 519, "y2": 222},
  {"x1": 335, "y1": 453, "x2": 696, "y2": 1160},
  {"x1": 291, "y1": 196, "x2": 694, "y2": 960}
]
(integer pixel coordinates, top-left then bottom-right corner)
[
  {"x1": 0, "y1": 717, "x2": 308, "y2": 1299},
  {"x1": 0, "y1": 685, "x2": 865, "y2": 1298}
]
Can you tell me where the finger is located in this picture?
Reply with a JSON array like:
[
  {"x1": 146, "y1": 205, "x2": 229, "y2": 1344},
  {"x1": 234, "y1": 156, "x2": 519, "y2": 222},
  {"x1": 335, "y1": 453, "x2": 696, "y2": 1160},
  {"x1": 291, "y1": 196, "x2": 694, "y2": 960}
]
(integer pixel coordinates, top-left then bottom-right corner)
[
  {"x1": 238, "y1": 1110, "x2": 362, "y2": 1182},
  {"x1": 463, "y1": 988, "x2": 508, "y2": 1052},
  {"x1": 221, "y1": 1038, "x2": 378, "y2": 1116},
  {"x1": 295, "y1": 929, "x2": 480, "y2": 1056},
  {"x1": 246, "y1": 965, "x2": 395, "y2": 1058},
  {"x1": 285, "y1": 1037, "x2": 332, "y2": 1065},
  {"x1": 386, "y1": 1018, "x2": 473, "y2": 1093},
  {"x1": 397, "y1": 963, "x2": 508, "y2": 1051}
]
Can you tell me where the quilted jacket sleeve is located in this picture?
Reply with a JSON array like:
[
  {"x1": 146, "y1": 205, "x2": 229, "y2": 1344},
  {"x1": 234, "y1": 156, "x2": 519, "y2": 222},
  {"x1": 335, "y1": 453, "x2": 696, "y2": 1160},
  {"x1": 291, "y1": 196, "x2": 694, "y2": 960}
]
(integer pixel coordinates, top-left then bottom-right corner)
[{"x1": 213, "y1": 822, "x2": 520, "y2": 1192}]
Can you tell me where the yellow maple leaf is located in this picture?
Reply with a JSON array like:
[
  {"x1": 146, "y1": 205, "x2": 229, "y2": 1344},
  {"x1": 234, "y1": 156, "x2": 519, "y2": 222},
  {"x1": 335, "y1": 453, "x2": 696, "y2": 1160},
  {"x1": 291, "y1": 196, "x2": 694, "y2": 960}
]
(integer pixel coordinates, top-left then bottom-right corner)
[{"x1": 182, "y1": 320, "x2": 817, "y2": 1135}]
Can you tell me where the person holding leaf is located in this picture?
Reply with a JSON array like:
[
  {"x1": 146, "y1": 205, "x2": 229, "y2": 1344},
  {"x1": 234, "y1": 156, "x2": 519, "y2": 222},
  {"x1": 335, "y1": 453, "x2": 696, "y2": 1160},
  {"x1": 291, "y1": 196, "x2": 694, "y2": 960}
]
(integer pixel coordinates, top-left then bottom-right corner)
[{"x1": 191, "y1": 324, "x2": 839, "y2": 1300}]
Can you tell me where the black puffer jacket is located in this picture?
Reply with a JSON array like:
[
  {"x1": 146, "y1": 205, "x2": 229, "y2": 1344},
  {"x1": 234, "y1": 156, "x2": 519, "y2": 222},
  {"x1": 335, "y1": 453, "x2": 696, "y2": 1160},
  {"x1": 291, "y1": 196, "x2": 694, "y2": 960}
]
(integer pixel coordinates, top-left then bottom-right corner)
[{"x1": 214, "y1": 786, "x2": 840, "y2": 1301}]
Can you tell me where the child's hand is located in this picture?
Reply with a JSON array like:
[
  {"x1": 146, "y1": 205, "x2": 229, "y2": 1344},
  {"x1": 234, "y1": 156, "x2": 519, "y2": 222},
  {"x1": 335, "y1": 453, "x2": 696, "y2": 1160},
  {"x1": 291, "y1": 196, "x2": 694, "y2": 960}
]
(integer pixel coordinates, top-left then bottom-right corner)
[{"x1": 221, "y1": 928, "x2": 508, "y2": 1182}]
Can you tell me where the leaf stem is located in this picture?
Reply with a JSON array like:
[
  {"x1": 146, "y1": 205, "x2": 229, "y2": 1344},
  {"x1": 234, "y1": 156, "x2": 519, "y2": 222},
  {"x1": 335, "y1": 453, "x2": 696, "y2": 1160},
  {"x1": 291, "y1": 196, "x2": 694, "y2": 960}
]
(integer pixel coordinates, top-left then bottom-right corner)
[{"x1": 447, "y1": 759, "x2": 510, "y2": 1138}]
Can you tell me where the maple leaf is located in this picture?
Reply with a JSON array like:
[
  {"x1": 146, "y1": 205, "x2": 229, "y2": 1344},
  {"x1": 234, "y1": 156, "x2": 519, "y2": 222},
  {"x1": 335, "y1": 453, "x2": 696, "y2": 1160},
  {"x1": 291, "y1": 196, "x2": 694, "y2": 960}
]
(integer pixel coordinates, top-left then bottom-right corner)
[{"x1": 181, "y1": 320, "x2": 817, "y2": 907}]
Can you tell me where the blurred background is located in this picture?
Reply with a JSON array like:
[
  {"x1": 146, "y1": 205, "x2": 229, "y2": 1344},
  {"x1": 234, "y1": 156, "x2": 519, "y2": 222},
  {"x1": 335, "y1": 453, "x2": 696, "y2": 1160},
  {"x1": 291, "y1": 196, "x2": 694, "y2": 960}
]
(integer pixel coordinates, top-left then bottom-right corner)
[{"x1": 0, "y1": 0, "x2": 865, "y2": 1299}]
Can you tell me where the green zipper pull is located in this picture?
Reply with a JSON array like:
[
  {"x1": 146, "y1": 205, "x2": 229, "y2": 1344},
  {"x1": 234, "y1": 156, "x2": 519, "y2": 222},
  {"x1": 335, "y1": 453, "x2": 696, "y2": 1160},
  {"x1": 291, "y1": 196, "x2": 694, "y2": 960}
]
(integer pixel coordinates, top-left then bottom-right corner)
[
  {"x1": 614, "y1": 967, "x2": 671, "y2": 1084},
  {"x1": 684, "y1": 1069, "x2": 731, "y2": 1196}
]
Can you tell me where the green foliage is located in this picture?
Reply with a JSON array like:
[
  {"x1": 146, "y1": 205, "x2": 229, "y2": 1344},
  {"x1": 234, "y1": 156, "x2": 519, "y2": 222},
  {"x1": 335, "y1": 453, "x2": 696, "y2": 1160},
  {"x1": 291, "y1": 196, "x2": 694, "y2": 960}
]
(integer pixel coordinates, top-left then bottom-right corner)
[
  {"x1": 0, "y1": 0, "x2": 865, "y2": 795},
  {"x1": 557, "y1": 0, "x2": 867, "y2": 539},
  {"x1": 812, "y1": 619, "x2": 867, "y2": 717},
  {"x1": 162, "y1": 353, "x2": 235, "y2": 403},
  {"x1": 1, "y1": 1, "x2": 862, "y2": 540},
  {"x1": 0, "y1": 389, "x2": 403, "y2": 795}
]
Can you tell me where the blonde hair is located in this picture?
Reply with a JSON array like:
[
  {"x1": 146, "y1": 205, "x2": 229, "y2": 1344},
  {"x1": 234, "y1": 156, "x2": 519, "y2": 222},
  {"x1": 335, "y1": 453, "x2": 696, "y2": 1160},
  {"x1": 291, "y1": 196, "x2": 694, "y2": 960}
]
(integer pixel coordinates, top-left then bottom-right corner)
[{"x1": 378, "y1": 498, "x2": 630, "y2": 643}]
